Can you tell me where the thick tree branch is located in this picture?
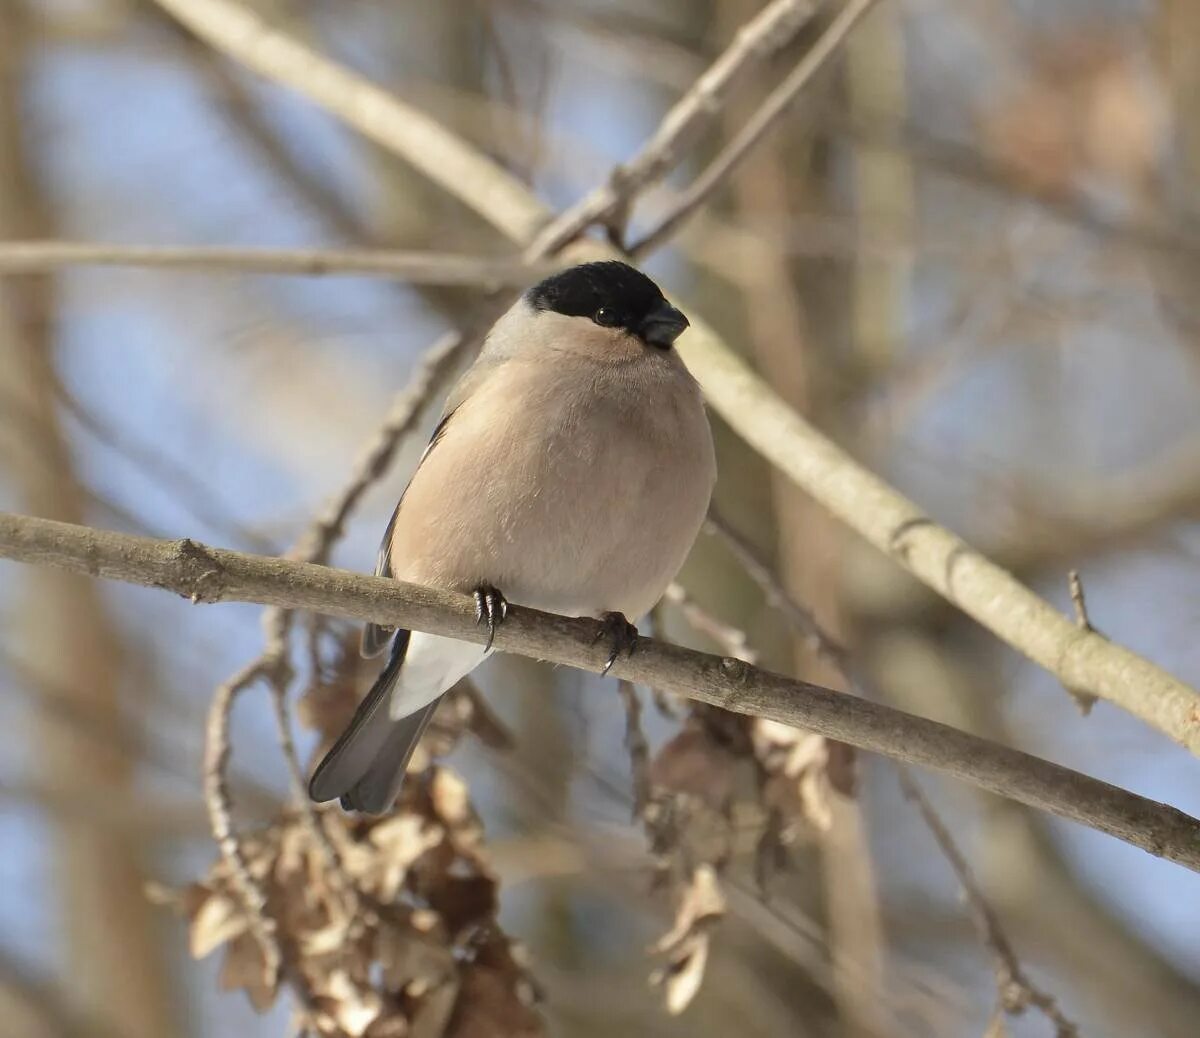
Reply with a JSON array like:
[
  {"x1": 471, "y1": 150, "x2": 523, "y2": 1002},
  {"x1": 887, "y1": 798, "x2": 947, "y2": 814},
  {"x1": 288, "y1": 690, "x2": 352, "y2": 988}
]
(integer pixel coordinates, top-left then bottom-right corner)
[
  {"x1": 3, "y1": 510, "x2": 1199, "y2": 874},
  {"x1": 148, "y1": 0, "x2": 1200, "y2": 754},
  {"x1": 684, "y1": 338, "x2": 1200, "y2": 753}
]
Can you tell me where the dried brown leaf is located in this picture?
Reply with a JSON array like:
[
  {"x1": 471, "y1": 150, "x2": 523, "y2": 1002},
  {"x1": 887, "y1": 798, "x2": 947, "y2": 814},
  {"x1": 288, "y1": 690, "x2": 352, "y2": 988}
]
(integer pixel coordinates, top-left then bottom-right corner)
[
  {"x1": 301, "y1": 913, "x2": 356, "y2": 957},
  {"x1": 650, "y1": 932, "x2": 710, "y2": 1016},
  {"x1": 189, "y1": 891, "x2": 250, "y2": 959},
  {"x1": 420, "y1": 875, "x2": 497, "y2": 937},
  {"x1": 316, "y1": 970, "x2": 385, "y2": 1038},
  {"x1": 360, "y1": 815, "x2": 444, "y2": 899},
  {"x1": 145, "y1": 880, "x2": 210, "y2": 919},
  {"x1": 649, "y1": 726, "x2": 738, "y2": 810},
  {"x1": 754, "y1": 721, "x2": 835, "y2": 833},
  {"x1": 651, "y1": 865, "x2": 725, "y2": 955},
  {"x1": 446, "y1": 964, "x2": 544, "y2": 1038},
  {"x1": 407, "y1": 979, "x2": 459, "y2": 1038},
  {"x1": 219, "y1": 932, "x2": 278, "y2": 1012},
  {"x1": 430, "y1": 768, "x2": 472, "y2": 829},
  {"x1": 376, "y1": 919, "x2": 454, "y2": 991}
]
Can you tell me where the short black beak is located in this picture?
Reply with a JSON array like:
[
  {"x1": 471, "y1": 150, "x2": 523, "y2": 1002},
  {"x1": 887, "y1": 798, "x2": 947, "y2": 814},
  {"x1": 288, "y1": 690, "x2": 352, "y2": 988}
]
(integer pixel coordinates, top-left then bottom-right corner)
[{"x1": 638, "y1": 301, "x2": 689, "y2": 349}]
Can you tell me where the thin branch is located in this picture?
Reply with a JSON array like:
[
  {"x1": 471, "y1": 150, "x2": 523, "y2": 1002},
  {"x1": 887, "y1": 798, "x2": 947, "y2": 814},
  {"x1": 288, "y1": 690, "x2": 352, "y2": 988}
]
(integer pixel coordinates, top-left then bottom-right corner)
[
  {"x1": 664, "y1": 581, "x2": 758, "y2": 663},
  {"x1": 288, "y1": 329, "x2": 470, "y2": 567},
  {"x1": 1069, "y1": 570, "x2": 1093, "y2": 633},
  {"x1": 900, "y1": 770, "x2": 1079, "y2": 1038},
  {"x1": 632, "y1": 0, "x2": 881, "y2": 256},
  {"x1": 4, "y1": 511, "x2": 1200, "y2": 874},
  {"x1": 705, "y1": 509, "x2": 848, "y2": 673},
  {"x1": 710, "y1": 510, "x2": 1079, "y2": 1032},
  {"x1": 0, "y1": 241, "x2": 556, "y2": 284},
  {"x1": 525, "y1": 0, "x2": 823, "y2": 254},
  {"x1": 202, "y1": 657, "x2": 283, "y2": 993}
]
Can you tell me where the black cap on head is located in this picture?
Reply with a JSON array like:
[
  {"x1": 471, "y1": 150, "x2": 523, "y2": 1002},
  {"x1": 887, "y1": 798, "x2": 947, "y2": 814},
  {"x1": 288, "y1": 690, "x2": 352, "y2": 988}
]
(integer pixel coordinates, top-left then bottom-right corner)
[{"x1": 526, "y1": 261, "x2": 689, "y2": 349}]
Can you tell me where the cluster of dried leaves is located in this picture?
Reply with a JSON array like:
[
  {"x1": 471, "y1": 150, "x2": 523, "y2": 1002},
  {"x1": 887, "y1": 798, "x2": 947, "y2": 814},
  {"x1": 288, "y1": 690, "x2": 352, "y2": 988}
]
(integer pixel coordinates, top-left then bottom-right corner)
[
  {"x1": 158, "y1": 610, "x2": 857, "y2": 1030},
  {"x1": 634, "y1": 693, "x2": 855, "y2": 1013},
  {"x1": 153, "y1": 628, "x2": 540, "y2": 1038}
]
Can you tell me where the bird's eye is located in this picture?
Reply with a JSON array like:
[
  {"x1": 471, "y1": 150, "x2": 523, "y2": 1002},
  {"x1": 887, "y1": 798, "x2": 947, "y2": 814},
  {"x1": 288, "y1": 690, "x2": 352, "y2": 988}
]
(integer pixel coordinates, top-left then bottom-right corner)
[{"x1": 594, "y1": 306, "x2": 620, "y2": 327}]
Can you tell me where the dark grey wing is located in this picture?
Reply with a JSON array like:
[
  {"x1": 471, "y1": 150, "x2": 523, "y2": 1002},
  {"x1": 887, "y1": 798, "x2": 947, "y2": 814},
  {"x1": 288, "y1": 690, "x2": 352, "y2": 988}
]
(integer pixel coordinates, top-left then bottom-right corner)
[
  {"x1": 338, "y1": 698, "x2": 441, "y2": 813},
  {"x1": 309, "y1": 630, "x2": 443, "y2": 812},
  {"x1": 360, "y1": 410, "x2": 458, "y2": 659},
  {"x1": 310, "y1": 630, "x2": 409, "y2": 802}
]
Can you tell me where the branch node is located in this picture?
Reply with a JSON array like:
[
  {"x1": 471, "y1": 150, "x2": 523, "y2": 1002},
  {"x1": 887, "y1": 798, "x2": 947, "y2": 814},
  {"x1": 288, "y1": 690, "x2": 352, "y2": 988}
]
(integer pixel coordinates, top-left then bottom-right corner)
[
  {"x1": 1068, "y1": 569, "x2": 1093, "y2": 633},
  {"x1": 719, "y1": 656, "x2": 751, "y2": 683},
  {"x1": 1063, "y1": 570, "x2": 1099, "y2": 715},
  {"x1": 174, "y1": 537, "x2": 226, "y2": 604}
]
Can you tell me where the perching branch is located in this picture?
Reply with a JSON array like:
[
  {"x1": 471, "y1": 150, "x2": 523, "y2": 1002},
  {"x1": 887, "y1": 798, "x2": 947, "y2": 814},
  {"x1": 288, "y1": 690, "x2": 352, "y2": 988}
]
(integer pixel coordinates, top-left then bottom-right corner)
[
  {"x1": 900, "y1": 771, "x2": 1079, "y2": 1038},
  {"x1": 3, "y1": 510, "x2": 1200, "y2": 874},
  {"x1": 149, "y1": 0, "x2": 1200, "y2": 754}
]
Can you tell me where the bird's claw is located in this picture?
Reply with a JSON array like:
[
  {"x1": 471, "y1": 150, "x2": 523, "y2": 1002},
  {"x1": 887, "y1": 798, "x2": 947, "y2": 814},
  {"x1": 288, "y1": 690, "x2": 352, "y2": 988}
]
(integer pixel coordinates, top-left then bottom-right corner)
[
  {"x1": 595, "y1": 611, "x2": 638, "y2": 675},
  {"x1": 473, "y1": 584, "x2": 508, "y2": 652}
]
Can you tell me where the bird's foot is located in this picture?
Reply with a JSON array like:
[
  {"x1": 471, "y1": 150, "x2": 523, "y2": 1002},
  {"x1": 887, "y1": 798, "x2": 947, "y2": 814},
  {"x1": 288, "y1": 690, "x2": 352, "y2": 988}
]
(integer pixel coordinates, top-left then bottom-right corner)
[
  {"x1": 473, "y1": 584, "x2": 508, "y2": 652},
  {"x1": 595, "y1": 611, "x2": 638, "y2": 675}
]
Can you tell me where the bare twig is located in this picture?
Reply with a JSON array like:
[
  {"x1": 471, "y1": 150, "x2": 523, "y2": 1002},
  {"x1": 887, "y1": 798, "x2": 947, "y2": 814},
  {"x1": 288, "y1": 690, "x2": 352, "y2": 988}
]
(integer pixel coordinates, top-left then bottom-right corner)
[
  {"x1": 664, "y1": 581, "x2": 758, "y2": 664},
  {"x1": 705, "y1": 509, "x2": 850, "y2": 674},
  {"x1": 632, "y1": 0, "x2": 881, "y2": 256},
  {"x1": 647, "y1": 605, "x2": 682, "y2": 719},
  {"x1": 525, "y1": 0, "x2": 822, "y2": 254},
  {"x1": 4, "y1": 511, "x2": 1200, "y2": 873},
  {"x1": 711, "y1": 511, "x2": 1080, "y2": 1032},
  {"x1": 0, "y1": 240, "x2": 555, "y2": 284},
  {"x1": 1064, "y1": 570, "x2": 1099, "y2": 715},
  {"x1": 1068, "y1": 570, "x2": 1093, "y2": 633},
  {"x1": 289, "y1": 330, "x2": 470, "y2": 567},
  {"x1": 900, "y1": 770, "x2": 1079, "y2": 1038},
  {"x1": 202, "y1": 658, "x2": 283, "y2": 993}
]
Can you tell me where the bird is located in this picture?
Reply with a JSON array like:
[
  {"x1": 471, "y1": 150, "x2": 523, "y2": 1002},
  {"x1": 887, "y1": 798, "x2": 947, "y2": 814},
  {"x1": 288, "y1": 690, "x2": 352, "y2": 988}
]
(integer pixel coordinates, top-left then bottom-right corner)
[{"x1": 308, "y1": 260, "x2": 717, "y2": 813}]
